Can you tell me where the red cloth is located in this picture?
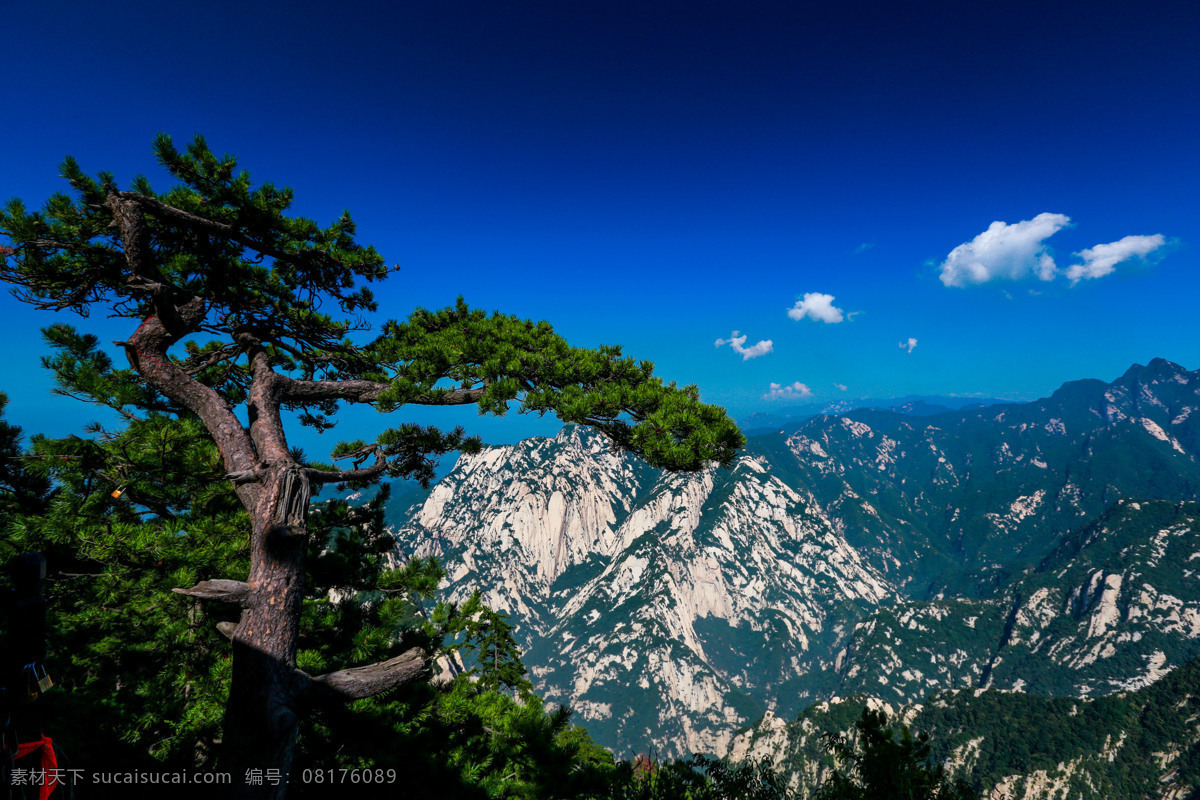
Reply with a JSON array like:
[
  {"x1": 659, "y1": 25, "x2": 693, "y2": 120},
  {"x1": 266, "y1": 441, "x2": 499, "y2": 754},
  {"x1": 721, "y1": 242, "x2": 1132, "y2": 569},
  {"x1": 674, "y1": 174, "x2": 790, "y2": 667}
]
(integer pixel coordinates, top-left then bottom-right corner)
[{"x1": 14, "y1": 735, "x2": 59, "y2": 800}]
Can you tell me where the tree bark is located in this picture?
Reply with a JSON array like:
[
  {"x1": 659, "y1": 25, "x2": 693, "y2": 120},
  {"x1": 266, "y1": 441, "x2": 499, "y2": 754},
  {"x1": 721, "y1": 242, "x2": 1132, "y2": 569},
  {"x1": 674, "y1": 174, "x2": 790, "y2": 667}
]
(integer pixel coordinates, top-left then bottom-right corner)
[
  {"x1": 106, "y1": 197, "x2": 305, "y2": 796},
  {"x1": 222, "y1": 346, "x2": 311, "y2": 798},
  {"x1": 223, "y1": 475, "x2": 308, "y2": 799},
  {"x1": 104, "y1": 195, "x2": 432, "y2": 798}
]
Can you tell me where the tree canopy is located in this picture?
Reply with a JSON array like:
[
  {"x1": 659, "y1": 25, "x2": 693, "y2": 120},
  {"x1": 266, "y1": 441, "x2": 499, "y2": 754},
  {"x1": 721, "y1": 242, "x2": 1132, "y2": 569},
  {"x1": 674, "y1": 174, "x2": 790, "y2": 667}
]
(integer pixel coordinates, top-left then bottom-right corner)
[
  {"x1": 0, "y1": 134, "x2": 744, "y2": 797},
  {"x1": 0, "y1": 378, "x2": 623, "y2": 799},
  {"x1": 814, "y1": 708, "x2": 977, "y2": 800},
  {"x1": 0, "y1": 134, "x2": 742, "y2": 477}
]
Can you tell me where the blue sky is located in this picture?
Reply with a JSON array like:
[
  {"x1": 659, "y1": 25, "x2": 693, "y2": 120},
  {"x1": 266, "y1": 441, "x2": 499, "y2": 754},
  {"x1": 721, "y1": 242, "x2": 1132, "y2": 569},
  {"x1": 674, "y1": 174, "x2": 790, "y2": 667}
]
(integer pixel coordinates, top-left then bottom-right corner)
[{"x1": 2, "y1": 1, "x2": 1198, "y2": 453}]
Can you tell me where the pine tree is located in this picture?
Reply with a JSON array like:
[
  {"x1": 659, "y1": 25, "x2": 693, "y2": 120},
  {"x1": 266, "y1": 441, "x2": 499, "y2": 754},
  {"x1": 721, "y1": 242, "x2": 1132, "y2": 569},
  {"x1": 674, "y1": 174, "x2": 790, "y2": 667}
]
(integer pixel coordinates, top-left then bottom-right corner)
[
  {"x1": 0, "y1": 392, "x2": 52, "y2": 524},
  {"x1": 0, "y1": 134, "x2": 744, "y2": 797},
  {"x1": 435, "y1": 592, "x2": 532, "y2": 695},
  {"x1": 3, "y1": 326, "x2": 623, "y2": 798},
  {"x1": 814, "y1": 708, "x2": 978, "y2": 800},
  {"x1": 2, "y1": 328, "x2": 248, "y2": 775}
]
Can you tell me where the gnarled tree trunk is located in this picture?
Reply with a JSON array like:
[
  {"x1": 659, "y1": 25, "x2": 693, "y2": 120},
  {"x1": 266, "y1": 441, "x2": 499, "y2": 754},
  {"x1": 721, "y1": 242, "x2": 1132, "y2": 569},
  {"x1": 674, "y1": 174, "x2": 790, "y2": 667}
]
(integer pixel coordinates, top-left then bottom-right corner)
[
  {"x1": 221, "y1": 468, "x2": 310, "y2": 798},
  {"x1": 112, "y1": 198, "x2": 427, "y2": 798}
]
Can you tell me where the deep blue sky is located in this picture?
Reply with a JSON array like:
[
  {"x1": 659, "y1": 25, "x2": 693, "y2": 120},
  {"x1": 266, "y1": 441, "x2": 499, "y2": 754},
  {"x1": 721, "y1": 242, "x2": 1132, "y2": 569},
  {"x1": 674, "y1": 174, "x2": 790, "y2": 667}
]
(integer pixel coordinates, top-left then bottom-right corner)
[{"x1": 2, "y1": 1, "x2": 1197, "y2": 453}]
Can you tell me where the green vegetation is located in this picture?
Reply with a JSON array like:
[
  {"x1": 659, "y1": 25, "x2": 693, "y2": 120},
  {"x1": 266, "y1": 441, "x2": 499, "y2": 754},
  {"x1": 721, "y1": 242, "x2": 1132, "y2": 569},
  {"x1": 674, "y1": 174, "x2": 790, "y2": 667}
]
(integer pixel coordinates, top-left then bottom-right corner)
[
  {"x1": 0, "y1": 392, "x2": 51, "y2": 524},
  {"x1": 0, "y1": 134, "x2": 742, "y2": 794},
  {"x1": 0, "y1": 335, "x2": 602, "y2": 793},
  {"x1": 2, "y1": 366, "x2": 747, "y2": 798},
  {"x1": 814, "y1": 708, "x2": 977, "y2": 800},
  {"x1": 2, "y1": 335, "x2": 248, "y2": 769},
  {"x1": 917, "y1": 654, "x2": 1200, "y2": 798},
  {"x1": 755, "y1": 653, "x2": 1200, "y2": 800},
  {"x1": 7, "y1": 133, "x2": 1200, "y2": 800}
]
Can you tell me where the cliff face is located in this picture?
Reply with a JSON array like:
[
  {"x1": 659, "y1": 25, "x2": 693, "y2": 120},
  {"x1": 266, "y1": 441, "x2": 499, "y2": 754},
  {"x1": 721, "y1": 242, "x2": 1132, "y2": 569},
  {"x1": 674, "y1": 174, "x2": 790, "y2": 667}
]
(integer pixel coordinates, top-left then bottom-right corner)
[
  {"x1": 760, "y1": 357, "x2": 1200, "y2": 597},
  {"x1": 393, "y1": 426, "x2": 895, "y2": 756},
  {"x1": 388, "y1": 360, "x2": 1200, "y2": 765}
]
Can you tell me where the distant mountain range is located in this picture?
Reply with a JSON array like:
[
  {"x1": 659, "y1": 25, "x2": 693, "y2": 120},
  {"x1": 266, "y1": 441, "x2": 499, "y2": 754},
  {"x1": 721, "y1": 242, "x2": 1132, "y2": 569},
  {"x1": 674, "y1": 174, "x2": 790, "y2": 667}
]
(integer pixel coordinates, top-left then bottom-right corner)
[
  {"x1": 383, "y1": 358, "x2": 1200, "y2": 794},
  {"x1": 738, "y1": 395, "x2": 1022, "y2": 435}
]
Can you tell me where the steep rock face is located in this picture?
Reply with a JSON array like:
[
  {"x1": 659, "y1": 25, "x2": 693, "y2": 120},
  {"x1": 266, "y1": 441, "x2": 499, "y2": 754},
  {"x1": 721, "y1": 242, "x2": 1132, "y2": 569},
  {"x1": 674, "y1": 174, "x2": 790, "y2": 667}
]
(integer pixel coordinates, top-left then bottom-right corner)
[
  {"x1": 828, "y1": 501, "x2": 1200, "y2": 705},
  {"x1": 386, "y1": 360, "x2": 1200, "y2": 762},
  {"x1": 985, "y1": 499, "x2": 1200, "y2": 698},
  {"x1": 398, "y1": 426, "x2": 657, "y2": 634},
  {"x1": 832, "y1": 597, "x2": 1008, "y2": 702},
  {"x1": 528, "y1": 456, "x2": 894, "y2": 756},
  {"x1": 391, "y1": 427, "x2": 895, "y2": 757}
]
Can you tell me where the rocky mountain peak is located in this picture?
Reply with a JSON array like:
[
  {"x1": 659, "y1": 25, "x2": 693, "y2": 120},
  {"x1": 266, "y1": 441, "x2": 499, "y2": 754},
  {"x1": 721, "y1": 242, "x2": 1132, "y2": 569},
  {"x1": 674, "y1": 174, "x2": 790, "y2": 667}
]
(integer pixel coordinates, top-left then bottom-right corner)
[
  {"x1": 385, "y1": 359, "x2": 1200, "y2": 764},
  {"x1": 1123, "y1": 356, "x2": 1187, "y2": 380},
  {"x1": 392, "y1": 428, "x2": 897, "y2": 756}
]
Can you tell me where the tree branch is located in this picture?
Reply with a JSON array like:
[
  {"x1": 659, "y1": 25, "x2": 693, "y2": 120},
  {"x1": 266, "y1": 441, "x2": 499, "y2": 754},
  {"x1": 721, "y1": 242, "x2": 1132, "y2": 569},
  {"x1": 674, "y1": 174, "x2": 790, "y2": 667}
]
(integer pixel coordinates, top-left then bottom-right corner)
[
  {"x1": 262, "y1": 336, "x2": 362, "y2": 370},
  {"x1": 303, "y1": 443, "x2": 388, "y2": 485},
  {"x1": 118, "y1": 191, "x2": 324, "y2": 270},
  {"x1": 276, "y1": 376, "x2": 485, "y2": 406},
  {"x1": 276, "y1": 376, "x2": 388, "y2": 403},
  {"x1": 25, "y1": 238, "x2": 121, "y2": 259},
  {"x1": 105, "y1": 193, "x2": 261, "y2": 500},
  {"x1": 173, "y1": 579, "x2": 253, "y2": 605},
  {"x1": 183, "y1": 343, "x2": 242, "y2": 376},
  {"x1": 242, "y1": 347, "x2": 292, "y2": 465},
  {"x1": 409, "y1": 387, "x2": 487, "y2": 406},
  {"x1": 305, "y1": 461, "x2": 388, "y2": 486},
  {"x1": 48, "y1": 389, "x2": 142, "y2": 422},
  {"x1": 301, "y1": 648, "x2": 429, "y2": 701}
]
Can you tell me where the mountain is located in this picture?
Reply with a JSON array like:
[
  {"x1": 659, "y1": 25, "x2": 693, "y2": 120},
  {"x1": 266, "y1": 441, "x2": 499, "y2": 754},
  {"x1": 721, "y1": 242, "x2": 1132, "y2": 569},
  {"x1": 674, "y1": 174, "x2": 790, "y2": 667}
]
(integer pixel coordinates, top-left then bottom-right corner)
[
  {"x1": 827, "y1": 499, "x2": 1200, "y2": 705},
  {"x1": 756, "y1": 358, "x2": 1200, "y2": 594},
  {"x1": 729, "y1": 643, "x2": 1200, "y2": 799},
  {"x1": 386, "y1": 359, "x2": 1200, "y2": 764},
  {"x1": 738, "y1": 395, "x2": 1021, "y2": 435},
  {"x1": 392, "y1": 427, "x2": 894, "y2": 756}
]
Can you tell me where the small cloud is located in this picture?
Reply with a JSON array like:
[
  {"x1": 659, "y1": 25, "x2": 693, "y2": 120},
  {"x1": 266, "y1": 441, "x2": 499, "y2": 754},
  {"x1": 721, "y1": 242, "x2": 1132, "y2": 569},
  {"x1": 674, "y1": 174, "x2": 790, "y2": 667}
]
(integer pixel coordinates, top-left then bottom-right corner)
[
  {"x1": 764, "y1": 381, "x2": 813, "y2": 401},
  {"x1": 834, "y1": 383, "x2": 848, "y2": 392},
  {"x1": 787, "y1": 292, "x2": 845, "y2": 323},
  {"x1": 715, "y1": 331, "x2": 773, "y2": 360},
  {"x1": 939, "y1": 213, "x2": 1069, "y2": 287},
  {"x1": 899, "y1": 337, "x2": 918, "y2": 354},
  {"x1": 1066, "y1": 234, "x2": 1166, "y2": 283},
  {"x1": 854, "y1": 242, "x2": 874, "y2": 254}
]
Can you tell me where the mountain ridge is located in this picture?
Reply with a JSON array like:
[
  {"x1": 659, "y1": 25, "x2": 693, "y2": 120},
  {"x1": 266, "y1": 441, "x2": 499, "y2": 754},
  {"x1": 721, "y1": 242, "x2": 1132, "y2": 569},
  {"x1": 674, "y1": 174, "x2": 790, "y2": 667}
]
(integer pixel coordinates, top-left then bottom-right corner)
[
  {"x1": 729, "y1": 647, "x2": 1200, "y2": 799},
  {"x1": 385, "y1": 358, "x2": 1200, "y2": 765}
]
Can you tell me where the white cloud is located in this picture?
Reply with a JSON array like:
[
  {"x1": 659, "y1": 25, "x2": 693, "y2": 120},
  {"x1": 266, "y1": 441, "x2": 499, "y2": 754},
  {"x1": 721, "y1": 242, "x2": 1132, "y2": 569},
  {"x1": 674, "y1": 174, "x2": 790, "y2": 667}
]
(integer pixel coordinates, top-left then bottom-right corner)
[
  {"x1": 714, "y1": 331, "x2": 773, "y2": 360},
  {"x1": 1066, "y1": 234, "x2": 1165, "y2": 283},
  {"x1": 939, "y1": 213, "x2": 1069, "y2": 287},
  {"x1": 834, "y1": 383, "x2": 848, "y2": 392},
  {"x1": 764, "y1": 381, "x2": 813, "y2": 401},
  {"x1": 899, "y1": 337, "x2": 918, "y2": 354},
  {"x1": 787, "y1": 292, "x2": 845, "y2": 323}
]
